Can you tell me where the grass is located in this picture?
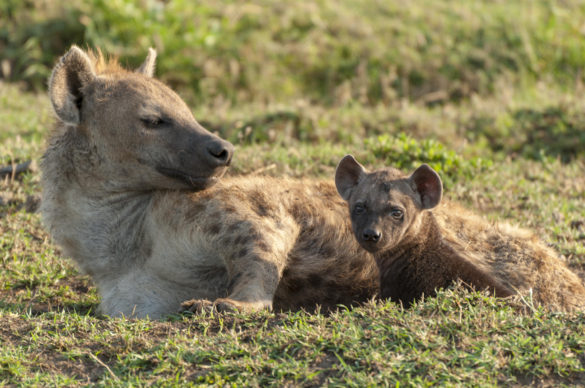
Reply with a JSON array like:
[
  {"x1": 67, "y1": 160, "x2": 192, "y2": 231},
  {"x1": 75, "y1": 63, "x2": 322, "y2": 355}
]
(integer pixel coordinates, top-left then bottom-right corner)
[
  {"x1": 1, "y1": 81, "x2": 585, "y2": 386},
  {"x1": 2, "y1": 291, "x2": 585, "y2": 386},
  {"x1": 2, "y1": 0, "x2": 585, "y2": 385}
]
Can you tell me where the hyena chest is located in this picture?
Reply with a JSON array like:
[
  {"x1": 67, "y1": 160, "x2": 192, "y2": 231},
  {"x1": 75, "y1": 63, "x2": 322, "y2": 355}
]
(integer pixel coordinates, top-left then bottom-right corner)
[{"x1": 45, "y1": 190, "x2": 151, "y2": 276}]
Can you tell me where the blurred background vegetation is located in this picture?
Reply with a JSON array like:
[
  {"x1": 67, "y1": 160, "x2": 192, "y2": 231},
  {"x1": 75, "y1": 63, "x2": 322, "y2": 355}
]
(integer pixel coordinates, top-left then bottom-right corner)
[
  {"x1": 2, "y1": 0, "x2": 585, "y2": 176},
  {"x1": 3, "y1": 0, "x2": 585, "y2": 103}
]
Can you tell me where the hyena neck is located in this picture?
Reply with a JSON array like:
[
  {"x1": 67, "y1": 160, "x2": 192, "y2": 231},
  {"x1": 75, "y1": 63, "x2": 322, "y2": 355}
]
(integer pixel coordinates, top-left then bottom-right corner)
[
  {"x1": 374, "y1": 211, "x2": 441, "y2": 269},
  {"x1": 40, "y1": 126, "x2": 152, "y2": 278},
  {"x1": 42, "y1": 126, "x2": 142, "y2": 194},
  {"x1": 374, "y1": 211, "x2": 445, "y2": 303}
]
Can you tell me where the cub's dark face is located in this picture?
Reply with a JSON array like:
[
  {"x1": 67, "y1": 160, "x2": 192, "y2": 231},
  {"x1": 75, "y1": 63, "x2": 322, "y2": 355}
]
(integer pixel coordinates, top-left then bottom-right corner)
[
  {"x1": 346, "y1": 171, "x2": 422, "y2": 253},
  {"x1": 335, "y1": 155, "x2": 443, "y2": 254}
]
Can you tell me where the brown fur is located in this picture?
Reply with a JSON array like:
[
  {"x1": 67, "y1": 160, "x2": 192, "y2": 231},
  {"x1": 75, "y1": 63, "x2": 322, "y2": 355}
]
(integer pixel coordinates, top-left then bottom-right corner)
[
  {"x1": 335, "y1": 155, "x2": 585, "y2": 312},
  {"x1": 157, "y1": 177, "x2": 378, "y2": 314},
  {"x1": 41, "y1": 47, "x2": 378, "y2": 318}
]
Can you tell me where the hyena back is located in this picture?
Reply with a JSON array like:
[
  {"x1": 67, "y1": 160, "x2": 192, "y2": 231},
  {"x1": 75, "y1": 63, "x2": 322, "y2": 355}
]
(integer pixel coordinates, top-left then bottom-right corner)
[{"x1": 335, "y1": 155, "x2": 585, "y2": 312}]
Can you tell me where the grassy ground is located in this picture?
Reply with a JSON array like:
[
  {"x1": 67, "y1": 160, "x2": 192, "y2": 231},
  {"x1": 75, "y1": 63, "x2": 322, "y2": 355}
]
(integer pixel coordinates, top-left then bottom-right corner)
[
  {"x1": 2, "y1": 0, "x2": 585, "y2": 386},
  {"x1": 2, "y1": 83, "x2": 585, "y2": 386}
]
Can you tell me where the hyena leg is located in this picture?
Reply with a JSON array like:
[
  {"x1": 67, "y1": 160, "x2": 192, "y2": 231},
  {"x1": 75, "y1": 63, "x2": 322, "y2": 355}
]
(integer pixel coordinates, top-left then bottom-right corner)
[
  {"x1": 182, "y1": 250, "x2": 287, "y2": 313},
  {"x1": 215, "y1": 252, "x2": 283, "y2": 311},
  {"x1": 183, "y1": 220, "x2": 299, "y2": 313}
]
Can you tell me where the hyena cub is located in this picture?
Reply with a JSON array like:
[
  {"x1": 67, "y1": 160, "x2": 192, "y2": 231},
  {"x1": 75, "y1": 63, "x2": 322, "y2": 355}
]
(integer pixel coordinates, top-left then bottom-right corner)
[
  {"x1": 335, "y1": 155, "x2": 585, "y2": 312},
  {"x1": 41, "y1": 46, "x2": 378, "y2": 319}
]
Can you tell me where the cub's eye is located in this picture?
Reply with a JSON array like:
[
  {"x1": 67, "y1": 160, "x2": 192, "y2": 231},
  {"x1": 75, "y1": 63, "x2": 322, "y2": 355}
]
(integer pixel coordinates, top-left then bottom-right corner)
[
  {"x1": 141, "y1": 117, "x2": 165, "y2": 128},
  {"x1": 354, "y1": 203, "x2": 366, "y2": 215},
  {"x1": 389, "y1": 208, "x2": 403, "y2": 219}
]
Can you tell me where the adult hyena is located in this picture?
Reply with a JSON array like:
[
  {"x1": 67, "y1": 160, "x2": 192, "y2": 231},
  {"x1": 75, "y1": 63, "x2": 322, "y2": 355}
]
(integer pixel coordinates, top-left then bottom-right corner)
[
  {"x1": 41, "y1": 47, "x2": 378, "y2": 318},
  {"x1": 335, "y1": 155, "x2": 585, "y2": 312}
]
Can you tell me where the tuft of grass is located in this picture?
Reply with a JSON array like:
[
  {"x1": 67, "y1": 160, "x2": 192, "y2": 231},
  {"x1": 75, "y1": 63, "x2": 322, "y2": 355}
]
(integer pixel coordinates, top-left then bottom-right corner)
[{"x1": 364, "y1": 133, "x2": 493, "y2": 188}]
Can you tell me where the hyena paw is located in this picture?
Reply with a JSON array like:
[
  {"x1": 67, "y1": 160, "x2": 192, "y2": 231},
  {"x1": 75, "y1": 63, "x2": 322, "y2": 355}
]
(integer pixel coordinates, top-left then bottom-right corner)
[
  {"x1": 179, "y1": 299, "x2": 215, "y2": 314},
  {"x1": 212, "y1": 298, "x2": 241, "y2": 313},
  {"x1": 215, "y1": 298, "x2": 272, "y2": 312},
  {"x1": 179, "y1": 298, "x2": 239, "y2": 315}
]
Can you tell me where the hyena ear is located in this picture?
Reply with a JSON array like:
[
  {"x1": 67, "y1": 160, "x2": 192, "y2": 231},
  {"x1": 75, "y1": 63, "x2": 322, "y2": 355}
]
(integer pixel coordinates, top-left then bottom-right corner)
[
  {"x1": 335, "y1": 155, "x2": 367, "y2": 201},
  {"x1": 136, "y1": 48, "x2": 157, "y2": 77},
  {"x1": 49, "y1": 45, "x2": 96, "y2": 125},
  {"x1": 409, "y1": 164, "x2": 442, "y2": 209}
]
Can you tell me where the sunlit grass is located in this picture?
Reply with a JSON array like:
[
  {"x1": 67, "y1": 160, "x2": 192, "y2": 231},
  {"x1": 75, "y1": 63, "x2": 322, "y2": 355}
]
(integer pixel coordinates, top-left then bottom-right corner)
[{"x1": 1, "y1": 0, "x2": 585, "y2": 384}]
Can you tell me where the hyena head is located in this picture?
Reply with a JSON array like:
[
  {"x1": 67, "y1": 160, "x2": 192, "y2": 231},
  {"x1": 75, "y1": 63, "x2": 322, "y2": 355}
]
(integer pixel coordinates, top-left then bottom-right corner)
[
  {"x1": 48, "y1": 46, "x2": 234, "y2": 191},
  {"x1": 335, "y1": 155, "x2": 442, "y2": 253}
]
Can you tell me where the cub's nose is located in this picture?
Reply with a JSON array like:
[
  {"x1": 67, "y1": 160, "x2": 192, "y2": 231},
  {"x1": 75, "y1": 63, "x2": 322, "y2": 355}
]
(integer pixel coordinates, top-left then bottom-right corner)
[
  {"x1": 363, "y1": 229, "x2": 381, "y2": 242},
  {"x1": 206, "y1": 139, "x2": 234, "y2": 167}
]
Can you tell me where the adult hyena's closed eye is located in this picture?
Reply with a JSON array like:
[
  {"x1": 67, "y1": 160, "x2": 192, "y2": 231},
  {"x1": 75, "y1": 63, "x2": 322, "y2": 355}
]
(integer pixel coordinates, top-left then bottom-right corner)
[
  {"x1": 335, "y1": 155, "x2": 585, "y2": 312},
  {"x1": 41, "y1": 47, "x2": 379, "y2": 318}
]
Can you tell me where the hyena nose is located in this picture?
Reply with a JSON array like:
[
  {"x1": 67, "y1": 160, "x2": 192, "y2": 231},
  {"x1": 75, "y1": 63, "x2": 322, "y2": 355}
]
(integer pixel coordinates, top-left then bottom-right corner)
[
  {"x1": 206, "y1": 139, "x2": 234, "y2": 167},
  {"x1": 363, "y1": 229, "x2": 381, "y2": 242}
]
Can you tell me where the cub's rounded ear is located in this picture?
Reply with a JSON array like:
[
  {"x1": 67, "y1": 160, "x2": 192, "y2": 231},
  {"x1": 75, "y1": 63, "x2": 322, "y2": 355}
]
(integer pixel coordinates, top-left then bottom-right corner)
[
  {"x1": 409, "y1": 164, "x2": 442, "y2": 209},
  {"x1": 136, "y1": 48, "x2": 157, "y2": 77},
  {"x1": 49, "y1": 45, "x2": 96, "y2": 125},
  {"x1": 335, "y1": 155, "x2": 367, "y2": 201}
]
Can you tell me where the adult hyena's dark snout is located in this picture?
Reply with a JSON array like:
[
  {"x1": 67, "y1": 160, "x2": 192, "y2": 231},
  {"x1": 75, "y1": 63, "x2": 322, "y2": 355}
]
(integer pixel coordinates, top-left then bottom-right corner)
[{"x1": 205, "y1": 137, "x2": 234, "y2": 167}]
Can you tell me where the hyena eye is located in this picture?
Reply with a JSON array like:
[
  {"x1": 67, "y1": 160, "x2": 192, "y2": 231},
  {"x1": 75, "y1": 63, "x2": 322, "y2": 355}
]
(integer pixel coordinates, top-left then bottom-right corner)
[
  {"x1": 353, "y1": 203, "x2": 366, "y2": 215},
  {"x1": 141, "y1": 117, "x2": 165, "y2": 129},
  {"x1": 389, "y1": 208, "x2": 403, "y2": 219}
]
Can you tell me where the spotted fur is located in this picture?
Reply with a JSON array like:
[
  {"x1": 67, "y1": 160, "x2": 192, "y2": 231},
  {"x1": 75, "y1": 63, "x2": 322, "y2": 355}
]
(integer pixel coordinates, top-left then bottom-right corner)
[
  {"x1": 335, "y1": 155, "x2": 585, "y2": 312},
  {"x1": 41, "y1": 47, "x2": 378, "y2": 318}
]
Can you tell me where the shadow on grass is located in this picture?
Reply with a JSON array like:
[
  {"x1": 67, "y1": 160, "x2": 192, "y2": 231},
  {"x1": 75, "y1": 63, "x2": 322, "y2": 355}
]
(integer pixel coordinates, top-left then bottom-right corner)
[{"x1": 475, "y1": 107, "x2": 585, "y2": 162}]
